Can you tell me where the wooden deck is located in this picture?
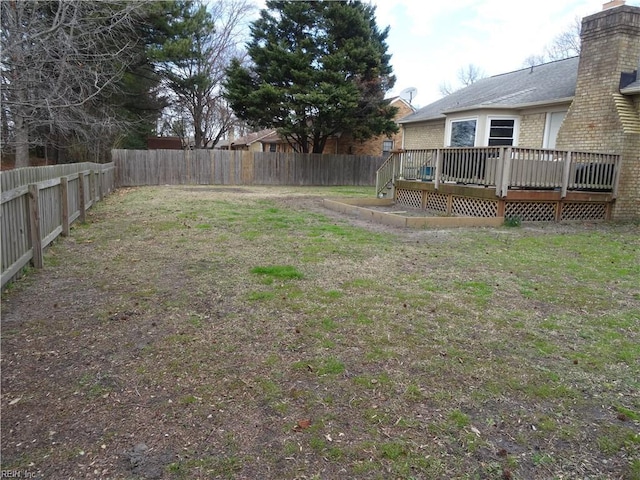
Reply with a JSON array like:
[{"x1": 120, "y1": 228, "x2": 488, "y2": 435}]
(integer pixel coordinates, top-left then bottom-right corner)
[{"x1": 377, "y1": 147, "x2": 620, "y2": 222}]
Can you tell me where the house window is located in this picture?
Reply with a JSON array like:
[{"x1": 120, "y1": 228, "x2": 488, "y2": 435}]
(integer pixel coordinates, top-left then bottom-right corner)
[
  {"x1": 382, "y1": 140, "x2": 393, "y2": 155},
  {"x1": 488, "y1": 119, "x2": 515, "y2": 146},
  {"x1": 450, "y1": 119, "x2": 477, "y2": 147},
  {"x1": 269, "y1": 143, "x2": 277, "y2": 152}
]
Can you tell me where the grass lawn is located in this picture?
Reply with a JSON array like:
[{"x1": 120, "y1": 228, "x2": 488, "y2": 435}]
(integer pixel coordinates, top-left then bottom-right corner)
[{"x1": 1, "y1": 185, "x2": 639, "y2": 479}]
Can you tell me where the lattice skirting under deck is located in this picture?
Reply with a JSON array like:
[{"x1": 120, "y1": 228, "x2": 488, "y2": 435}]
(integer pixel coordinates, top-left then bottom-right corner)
[
  {"x1": 561, "y1": 202, "x2": 607, "y2": 220},
  {"x1": 452, "y1": 196, "x2": 498, "y2": 217},
  {"x1": 395, "y1": 187, "x2": 610, "y2": 222},
  {"x1": 505, "y1": 202, "x2": 557, "y2": 222},
  {"x1": 425, "y1": 192, "x2": 448, "y2": 213},
  {"x1": 396, "y1": 189, "x2": 423, "y2": 209}
]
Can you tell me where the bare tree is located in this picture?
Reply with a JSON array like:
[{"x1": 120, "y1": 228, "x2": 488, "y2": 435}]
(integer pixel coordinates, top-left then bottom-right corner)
[
  {"x1": 545, "y1": 17, "x2": 581, "y2": 60},
  {"x1": 439, "y1": 63, "x2": 486, "y2": 96},
  {"x1": 439, "y1": 81, "x2": 454, "y2": 97},
  {"x1": 156, "y1": 0, "x2": 255, "y2": 149},
  {"x1": 458, "y1": 63, "x2": 485, "y2": 86},
  {"x1": 522, "y1": 17, "x2": 581, "y2": 67},
  {"x1": 1, "y1": 1, "x2": 147, "y2": 167}
]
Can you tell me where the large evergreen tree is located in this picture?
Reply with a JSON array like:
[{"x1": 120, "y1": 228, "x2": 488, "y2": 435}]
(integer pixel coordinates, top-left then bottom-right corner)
[{"x1": 224, "y1": 0, "x2": 397, "y2": 154}]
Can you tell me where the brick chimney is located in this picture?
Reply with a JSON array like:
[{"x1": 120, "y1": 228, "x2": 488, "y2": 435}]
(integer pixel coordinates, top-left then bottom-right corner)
[
  {"x1": 555, "y1": 5, "x2": 640, "y2": 219},
  {"x1": 602, "y1": 0, "x2": 625, "y2": 10}
]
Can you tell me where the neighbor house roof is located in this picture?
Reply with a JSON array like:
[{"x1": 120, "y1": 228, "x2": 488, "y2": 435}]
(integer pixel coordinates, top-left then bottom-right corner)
[
  {"x1": 215, "y1": 128, "x2": 277, "y2": 149},
  {"x1": 399, "y1": 57, "x2": 580, "y2": 124}
]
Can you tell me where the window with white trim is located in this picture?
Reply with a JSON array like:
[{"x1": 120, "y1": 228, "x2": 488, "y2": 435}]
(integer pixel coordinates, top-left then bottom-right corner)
[
  {"x1": 487, "y1": 119, "x2": 515, "y2": 146},
  {"x1": 450, "y1": 119, "x2": 477, "y2": 147},
  {"x1": 382, "y1": 139, "x2": 393, "y2": 155}
]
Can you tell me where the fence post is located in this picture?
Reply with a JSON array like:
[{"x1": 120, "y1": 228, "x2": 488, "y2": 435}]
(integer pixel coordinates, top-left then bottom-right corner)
[
  {"x1": 28, "y1": 184, "x2": 43, "y2": 269},
  {"x1": 97, "y1": 167, "x2": 104, "y2": 201},
  {"x1": 61, "y1": 176, "x2": 70, "y2": 236},
  {"x1": 561, "y1": 151, "x2": 572, "y2": 198},
  {"x1": 90, "y1": 169, "x2": 96, "y2": 203},
  {"x1": 78, "y1": 172, "x2": 86, "y2": 223}
]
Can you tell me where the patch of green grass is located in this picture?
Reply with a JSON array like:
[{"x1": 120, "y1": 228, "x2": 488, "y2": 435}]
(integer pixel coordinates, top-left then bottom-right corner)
[
  {"x1": 448, "y1": 409, "x2": 470, "y2": 428},
  {"x1": 379, "y1": 441, "x2": 407, "y2": 460},
  {"x1": 531, "y1": 452, "x2": 554, "y2": 466},
  {"x1": 320, "y1": 317, "x2": 338, "y2": 331},
  {"x1": 291, "y1": 357, "x2": 346, "y2": 376},
  {"x1": 616, "y1": 406, "x2": 640, "y2": 422},
  {"x1": 504, "y1": 216, "x2": 522, "y2": 227},
  {"x1": 597, "y1": 426, "x2": 640, "y2": 455},
  {"x1": 180, "y1": 395, "x2": 198, "y2": 405},
  {"x1": 247, "y1": 291, "x2": 275, "y2": 301},
  {"x1": 457, "y1": 280, "x2": 493, "y2": 305},
  {"x1": 250, "y1": 265, "x2": 304, "y2": 280},
  {"x1": 323, "y1": 289, "x2": 343, "y2": 299},
  {"x1": 404, "y1": 382, "x2": 424, "y2": 401},
  {"x1": 628, "y1": 458, "x2": 640, "y2": 479},
  {"x1": 77, "y1": 372, "x2": 114, "y2": 398}
]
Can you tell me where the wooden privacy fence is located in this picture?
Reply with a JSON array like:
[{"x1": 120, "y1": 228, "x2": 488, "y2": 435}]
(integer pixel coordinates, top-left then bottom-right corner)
[
  {"x1": 112, "y1": 149, "x2": 385, "y2": 187},
  {"x1": 1, "y1": 162, "x2": 115, "y2": 287}
]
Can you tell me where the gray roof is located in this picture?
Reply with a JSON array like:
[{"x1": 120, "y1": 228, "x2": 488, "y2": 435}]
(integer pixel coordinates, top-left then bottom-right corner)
[{"x1": 399, "y1": 57, "x2": 579, "y2": 124}]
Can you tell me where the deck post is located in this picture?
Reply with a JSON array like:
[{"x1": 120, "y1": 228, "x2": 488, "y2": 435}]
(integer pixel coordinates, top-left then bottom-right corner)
[
  {"x1": 500, "y1": 147, "x2": 512, "y2": 198},
  {"x1": 611, "y1": 153, "x2": 621, "y2": 199},
  {"x1": 495, "y1": 147, "x2": 505, "y2": 197},
  {"x1": 561, "y1": 151, "x2": 572, "y2": 198},
  {"x1": 434, "y1": 149, "x2": 442, "y2": 190}
]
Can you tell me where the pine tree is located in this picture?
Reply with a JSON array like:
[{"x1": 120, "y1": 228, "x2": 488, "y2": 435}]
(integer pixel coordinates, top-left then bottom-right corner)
[{"x1": 224, "y1": 0, "x2": 397, "y2": 154}]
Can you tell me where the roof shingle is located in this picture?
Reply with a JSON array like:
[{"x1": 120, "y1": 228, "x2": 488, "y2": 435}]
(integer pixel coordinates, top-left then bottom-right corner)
[{"x1": 399, "y1": 57, "x2": 579, "y2": 124}]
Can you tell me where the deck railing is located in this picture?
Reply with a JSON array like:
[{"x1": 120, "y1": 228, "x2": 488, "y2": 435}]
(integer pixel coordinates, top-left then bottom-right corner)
[{"x1": 376, "y1": 147, "x2": 621, "y2": 198}]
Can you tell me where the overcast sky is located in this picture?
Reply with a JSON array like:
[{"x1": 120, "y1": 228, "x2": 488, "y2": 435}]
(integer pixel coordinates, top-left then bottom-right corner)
[{"x1": 373, "y1": 0, "x2": 640, "y2": 107}]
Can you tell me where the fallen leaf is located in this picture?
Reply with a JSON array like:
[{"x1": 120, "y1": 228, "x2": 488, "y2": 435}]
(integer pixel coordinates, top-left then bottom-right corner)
[
  {"x1": 294, "y1": 419, "x2": 311, "y2": 431},
  {"x1": 9, "y1": 397, "x2": 22, "y2": 405}
]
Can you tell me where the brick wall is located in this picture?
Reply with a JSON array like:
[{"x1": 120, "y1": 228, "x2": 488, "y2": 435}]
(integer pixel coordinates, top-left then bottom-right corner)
[
  {"x1": 614, "y1": 135, "x2": 640, "y2": 219},
  {"x1": 518, "y1": 113, "x2": 546, "y2": 148},
  {"x1": 556, "y1": 5, "x2": 640, "y2": 219},
  {"x1": 334, "y1": 98, "x2": 415, "y2": 156},
  {"x1": 402, "y1": 121, "x2": 446, "y2": 149}
]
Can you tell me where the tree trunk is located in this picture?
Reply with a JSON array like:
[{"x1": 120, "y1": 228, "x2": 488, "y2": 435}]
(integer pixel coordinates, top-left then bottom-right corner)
[{"x1": 14, "y1": 112, "x2": 29, "y2": 168}]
